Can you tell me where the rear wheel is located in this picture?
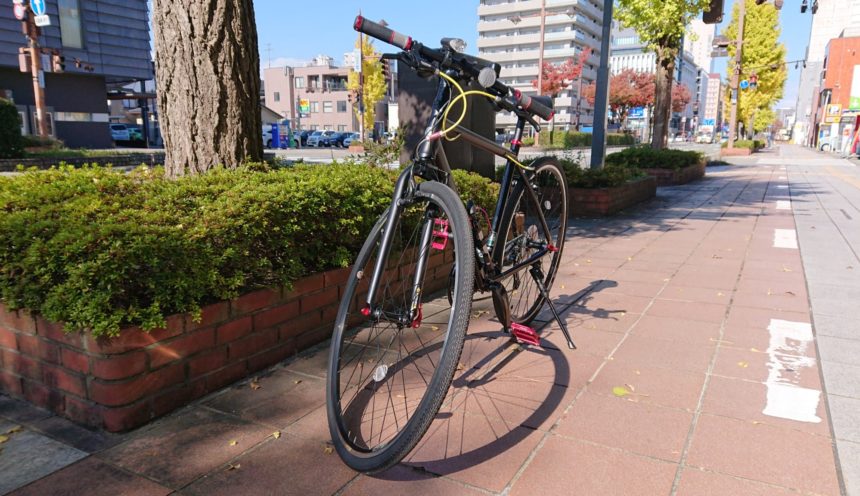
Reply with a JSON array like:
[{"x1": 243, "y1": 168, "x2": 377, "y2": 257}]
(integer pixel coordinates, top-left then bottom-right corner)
[
  {"x1": 492, "y1": 157, "x2": 567, "y2": 324},
  {"x1": 327, "y1": 180, "x2": 474, "y2": 474}
]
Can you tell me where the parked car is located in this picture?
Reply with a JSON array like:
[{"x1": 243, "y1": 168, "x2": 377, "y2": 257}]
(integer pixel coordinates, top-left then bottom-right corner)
[
  {"x1": 109, "y1": 123, "x2": 130, "y2": 141},
  {"x1": 308, "y1": 130, "x2": 336, "y2": 147},
  {"x1": 695, "y1": 133, "x2": 713, "y2": 144},
  {"x1": 342, "y1": 132, "x2": 361, "y2": 147},
  {"x1": 331, "y1": 132, "x2": 353, "y2": 147},
  {"x1": 297, "y1": 130, "x2": 313, "y2": 146}
]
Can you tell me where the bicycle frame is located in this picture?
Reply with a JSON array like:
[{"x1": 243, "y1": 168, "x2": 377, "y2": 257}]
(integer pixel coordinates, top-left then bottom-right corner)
[{"x1": 361, "y1": 72, "x2": 557, "y2": 321}]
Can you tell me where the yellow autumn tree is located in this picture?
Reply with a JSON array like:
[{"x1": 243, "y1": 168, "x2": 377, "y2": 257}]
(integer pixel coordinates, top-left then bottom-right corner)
[{"x1": 347, "y1": 36, "x2": 387, "y2": 136}]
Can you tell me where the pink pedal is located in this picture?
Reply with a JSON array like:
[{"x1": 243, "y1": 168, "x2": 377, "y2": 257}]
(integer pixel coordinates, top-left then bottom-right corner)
[
  {"x1": 510, "y1": 323, "x2": 541, "y2": 347},
  {"x1": 431, "y1": 218, "x2": 450, "y2": 250}
]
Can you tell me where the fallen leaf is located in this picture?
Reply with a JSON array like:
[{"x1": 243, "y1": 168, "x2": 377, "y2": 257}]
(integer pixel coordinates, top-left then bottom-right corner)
[
  {"x1": 586, "y1": 259, "x2": 592, "y2": 264},
  {"x1": 624, "y1": 383, "x2": 636, "y2": 392},
  {"x1": 750, "y1": 347, "x2": 760, "y2": 352},
  {"x1": 272, "y1": 431, "x2": 281, "y2": 439},
  {"x1": 0, "y1": 435, "x2": 8, "y2": 444},
  {"x1": 738, "y1": 361, "x2": 749, "y2": 368},
  {"x1": 781, "y1": 266, "x2": 792, "y2": 272},
  {"x1": 4, "y1": 426, "x2": 21, "y2": 435},
  {"x1": 431, "y1": 325, "x2": 440, "y2": 331},
  {"x1": 226, "y1": 463, "x2": 241, "y2": 471},
  {"x1": 663, "y1": 278, "x2": 670, "y2": 282},
  {"x1": 627, "y1": 257, "x2": 633, "y2": 261},
  {"x1": 294, "y1": 380, "x2": 302, "y2": 385},
  {"x1": 717, "y1": 292, "x2": 725, "y2": 297},
  {"x1": 229, "y1": 440, "x2": 238, "y2": 446},
  {"x1": 767, "y1": 289, "x2": 773, "y2": 295},
  {"x1": 560, "y1": 284, "x2": 565, "y2": 289},
  {"x1": 634, "y1": 370, "x2": 641, "y2": 375},
  {"x1": 612, "y1": 386, "x2": 630, "y2": 397},
  {"x1": 785, "y1": 291, "x2": 795, "y2": 296},
  {"x1": 249, "y1": 380, "x2": 261, "y2": 390},
  {"x1": 456, "y1": 362, "x2": 465, "y2": 371},
  {"x1": 324, "y1": 445, "x2": 334, "y2": 454}
]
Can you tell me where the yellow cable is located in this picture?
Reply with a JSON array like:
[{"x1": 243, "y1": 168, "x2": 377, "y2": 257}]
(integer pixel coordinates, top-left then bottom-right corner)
[{"x1": 436, "y1": 71, "x2": 532, "y2": 170}]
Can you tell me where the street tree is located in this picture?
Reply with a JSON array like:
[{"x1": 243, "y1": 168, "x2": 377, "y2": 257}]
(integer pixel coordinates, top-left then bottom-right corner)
[
  {"x1": 152, "y1": 0, "x2": 263, "y2": 177},
  {"x1": 615, "y1": 0, "x2": 711, "y2": 148},
  {"x1": 347, "y1": 36, "x2": 387, "y2": 139},
  {"x1": 722, "y1": 0, "x2": 787, "y2": 137},
  {"x1": 582, "y1": 70, "x2": 690, "y2": 130},
  {"x1": 531, "y1": 48, "x2": 591, "y2": 133}
]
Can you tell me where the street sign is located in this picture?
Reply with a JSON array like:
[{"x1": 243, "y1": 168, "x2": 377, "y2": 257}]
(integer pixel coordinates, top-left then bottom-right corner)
[
  {"x1": 298, "y1": 98, "x2": 309, "y2": 117},
  {"x1": 740, "y1": 80, "x2": 749, "y2": 90},
  {"x1": 13, "y1": 2, "x2": 25, "y2": 19},
  {"x1": 628, "y1": 107, "x2": 645, "y2": 118},
  {"x1": 30, "y1": 0, "x2": 46, "y2": 16},
  {"x1": 703, "y1": 119, "x2": 716, "y2": 126},
  {"x1": 34, "y1": 14, "x2": 50, "y2": 26}
]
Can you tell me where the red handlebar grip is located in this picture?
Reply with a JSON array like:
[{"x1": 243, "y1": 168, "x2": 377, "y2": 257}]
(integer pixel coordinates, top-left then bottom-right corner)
[{"x1": 354, "y1": 15, "x2": 413, "y2": 50}]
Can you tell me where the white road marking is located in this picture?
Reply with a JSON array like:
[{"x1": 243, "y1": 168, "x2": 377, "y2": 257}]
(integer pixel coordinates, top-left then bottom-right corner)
[
  {"x1": 776, "y1": 200, "x2": 791, "y2": 210},
  {"x1": 763, "y1": 319, "x2": 821, "y2": 423},
  {"x1": 776, "y1": 185, "x2": 789, "y2": 189},
  {"x1": 773, "y1": 229, "x2": 798, "y2": 249}
]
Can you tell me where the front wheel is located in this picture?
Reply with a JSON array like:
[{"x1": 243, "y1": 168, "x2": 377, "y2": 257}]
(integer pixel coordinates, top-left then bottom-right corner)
[
  {"x1": 492, "y1": 157, "x2": 568, "y2": 324},
  {"x1": 327, "y1": 180, "x2": 474, "y2": 474}
]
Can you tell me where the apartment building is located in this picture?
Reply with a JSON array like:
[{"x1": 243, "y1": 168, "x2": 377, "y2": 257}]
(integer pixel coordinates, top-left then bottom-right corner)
[
  {"x1": 263, "y1": 55, "x2": 356, "y2": 133},
  {"x1": 476, "y1": 0, "x2": 605, "y2": 132},
  {"x1": 0, "y1": 0, "x2": 152, "y2": 148},
  {"x1": 795, "y1": 0, "x2": 860, "y2": 144},
  {"x1": 702, "y1": 73, "x2": 724, "y2": 133}
]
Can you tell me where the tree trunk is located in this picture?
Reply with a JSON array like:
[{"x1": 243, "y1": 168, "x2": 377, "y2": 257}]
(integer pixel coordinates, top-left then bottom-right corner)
[
  {"x1": 152, "y1": 0, "x2": 262, "y2": 177},
  {"x1": 651, "y1": 48, "x2": 675, "y2": 150}
]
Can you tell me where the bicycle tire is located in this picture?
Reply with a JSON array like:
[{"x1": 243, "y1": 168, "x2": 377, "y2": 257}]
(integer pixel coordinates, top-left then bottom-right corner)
[
  {"x1": 492, "y1": 156, "x2": 568, "y2": 324},
  {"x1": 326, "y1": 180, "x2": 474, "y2": 473}
]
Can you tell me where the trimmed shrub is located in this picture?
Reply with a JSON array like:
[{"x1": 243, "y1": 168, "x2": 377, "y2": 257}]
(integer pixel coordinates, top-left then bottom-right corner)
[
  {"x1": 0, "y1": 163, "x2": 495, "y2": 337},
  {"x1": 721, "y1": 139, "x2": 762, "y2": 150},
  {"x1": 558, "y1": 158, "x2": 646, "y2": 189},
  {"x1": 548, "y1": 131, "x2": 636, "y2": 148},
  {"x1": 0, "y1": 98, "x2": 23, "y2": 159},
  {"x1": 605, "y1": 147, "x2": 703, "y2": 170}
]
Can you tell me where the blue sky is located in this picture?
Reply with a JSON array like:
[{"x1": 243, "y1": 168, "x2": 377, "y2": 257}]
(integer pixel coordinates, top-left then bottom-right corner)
[{"x1": 252, "y1": 0, "x2": 811, "y2": 108}]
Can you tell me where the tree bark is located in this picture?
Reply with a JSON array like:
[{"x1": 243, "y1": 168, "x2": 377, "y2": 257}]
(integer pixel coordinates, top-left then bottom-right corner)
[
  {"x1": 152, "y1": 0, "x2": 262, "y2": 177},
  {"x1": 651, "y1": 48, "x2": 676, "y2": 150}
]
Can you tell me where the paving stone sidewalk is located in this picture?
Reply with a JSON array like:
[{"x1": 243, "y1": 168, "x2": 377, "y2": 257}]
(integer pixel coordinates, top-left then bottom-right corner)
[{"x1": 0, "y1": 155, "x2": 846, "y2": 495}]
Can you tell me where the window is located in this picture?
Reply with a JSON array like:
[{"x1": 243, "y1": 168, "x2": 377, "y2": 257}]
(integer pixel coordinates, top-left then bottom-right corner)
[
  {"x1": 337, "y1": 125, "x2": 346, "y2": 132},
  {"x1": 58, "y1": 0, "x2": 83, "y2": 49},
  {"x1": 295, "y1": 77, "x2": 305, "y2": 88},
  {"x1": 274, "y1": 92, "x2": 280, "y2": 102},
  {"x1": 324, "y1": 125, "x2": 333, "y2": 130},
  {"x1": 337, "y1": 101, "x2": 347, "y2": 112},
  {"x1": 323, "y1": 101, "x2": 333, "y2": 113},
  {"x1": 310, "y1": 102, "x2": 319, "y2": 113}
]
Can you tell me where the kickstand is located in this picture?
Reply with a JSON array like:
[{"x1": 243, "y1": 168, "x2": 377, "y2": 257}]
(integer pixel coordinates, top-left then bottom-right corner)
[{"x1": 530, "y1": 266, "x2": 576, "y2": 350}]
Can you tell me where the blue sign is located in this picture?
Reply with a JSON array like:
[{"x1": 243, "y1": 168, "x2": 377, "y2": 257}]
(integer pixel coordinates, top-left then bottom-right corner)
[
  {"x1": 30, "y1": 0, "x2": 46, "y2": 17},
  {"x1": 740, "y1": 80, "x2": 750, "y2": 90},
  {"x1": 628, "y1": 107, "x2": 645, "y2": 119},
  {"x1": 702, "y1": 119, "x2": 716, "y2": 126}
]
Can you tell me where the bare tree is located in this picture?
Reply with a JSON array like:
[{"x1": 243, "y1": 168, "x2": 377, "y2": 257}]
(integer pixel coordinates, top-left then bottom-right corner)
[{"x1": 152, "y1": 0, "x2": 263, "y2": 177}]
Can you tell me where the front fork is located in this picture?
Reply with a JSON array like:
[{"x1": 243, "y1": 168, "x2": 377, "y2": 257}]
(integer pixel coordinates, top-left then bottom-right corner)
[{"x1": 362, "y1": 167, "x2": 440, "y2": 328}]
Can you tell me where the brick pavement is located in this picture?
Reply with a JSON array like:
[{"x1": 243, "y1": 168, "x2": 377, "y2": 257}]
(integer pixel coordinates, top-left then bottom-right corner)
[{"x1": 0, "y1": 156, "x2": 845, "y2": 495}]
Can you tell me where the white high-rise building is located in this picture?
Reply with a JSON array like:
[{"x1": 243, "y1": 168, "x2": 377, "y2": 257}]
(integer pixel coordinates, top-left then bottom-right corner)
[
  {"x1": 684, "y1": 19, "x2": 716, "y2": 73},
  {"x1": 476, "y1": 0, "x2": 606, "y2": 131},
  {"x1": 795, "y1": 0, "x2": 860, "y2": 144}
]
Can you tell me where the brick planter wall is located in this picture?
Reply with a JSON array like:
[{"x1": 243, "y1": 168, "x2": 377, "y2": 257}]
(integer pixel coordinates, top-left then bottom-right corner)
[
  {"x1": 0, "y1": 250, "x2": 453, "y2": 432},
  {"x1": 569, "y1": 176, "x2": 657, "y2": 217},
  {"x1": 720, "y1": 148, "x2": 753, "y2": 157},
  {"x1": 0, "y1": 153, "x2": 166, "y2": 172},
  {"x1": 641, "y1": 161, "x2": 706, "y2": 186}
]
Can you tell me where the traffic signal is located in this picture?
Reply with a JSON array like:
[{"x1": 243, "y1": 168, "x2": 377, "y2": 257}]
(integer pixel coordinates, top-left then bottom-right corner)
[
  {"x1": 51, "y1": 54, "x2": 65, "y2": 73},
  {"x1": 703, "y1": 0, "x2": 723, "y2": 24},
  {"x1": 381, "y1": 59, "x2": 391, "y2": 81}
]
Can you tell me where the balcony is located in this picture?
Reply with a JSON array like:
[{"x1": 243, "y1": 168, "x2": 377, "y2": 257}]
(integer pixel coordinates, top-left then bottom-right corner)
[{"x1": 478, "y1": 0, "x2": 542, "y2": 16}]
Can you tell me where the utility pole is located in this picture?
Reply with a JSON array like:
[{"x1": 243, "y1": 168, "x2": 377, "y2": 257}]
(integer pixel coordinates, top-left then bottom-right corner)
[
  {"x1": 22, "y1": 0, "x2": 49, "y2": 137},
  {"x1": 589, "y1": 0, "x2": 613, "y2": 169},
  {"x1": 535, "y1": 0, "x2": 546, "y2": 146},
  {"x1": 727, "y1": 0, "x2": 746, "y2": 150}
]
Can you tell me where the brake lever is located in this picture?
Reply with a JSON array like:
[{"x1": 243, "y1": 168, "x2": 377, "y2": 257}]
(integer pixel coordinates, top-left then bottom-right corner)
[{"x1": 524, "y1": 113, "x2": 541, "y2": 134}]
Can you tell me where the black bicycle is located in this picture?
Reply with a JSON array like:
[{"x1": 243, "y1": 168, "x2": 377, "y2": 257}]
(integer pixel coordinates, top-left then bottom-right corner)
[{"x1": 326, "y1": 16, "x2": 576, "y2": 473}]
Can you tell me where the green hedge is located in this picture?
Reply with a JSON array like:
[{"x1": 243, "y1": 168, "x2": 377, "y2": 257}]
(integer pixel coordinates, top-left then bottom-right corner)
[
  {"x1": 559, "y1": 159, "x2": 646, "y2": 188},
  {"x1": 0, "y1": 163, "x2": 496, "y2": 337},
  {"x1": 605, "y1": 147, "x2": 704, "y2": 170},
  {"x1": 520, "y1": 132, "x2": 635, "y2": 149},
  {"x1": 721, "y1": 139, "x2": 762, "y2": 150},
  {"x1": 0, "y1": 98, "x2": 23, "y2": 159}
]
